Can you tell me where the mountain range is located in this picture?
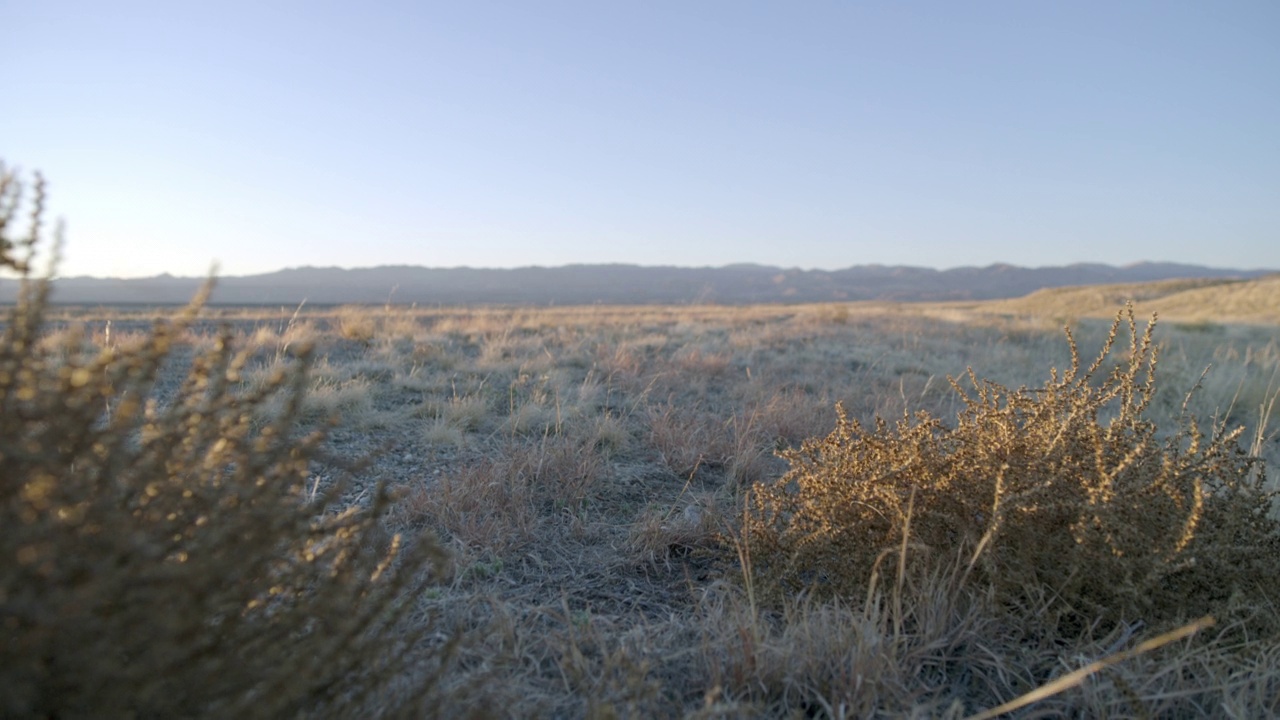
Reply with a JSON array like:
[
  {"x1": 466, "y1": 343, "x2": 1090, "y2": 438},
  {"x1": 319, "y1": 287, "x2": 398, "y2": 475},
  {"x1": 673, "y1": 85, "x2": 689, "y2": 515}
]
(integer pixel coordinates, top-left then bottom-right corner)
[{"x1": 1, "y1": 262, "x2": 1275, "y2": 306}]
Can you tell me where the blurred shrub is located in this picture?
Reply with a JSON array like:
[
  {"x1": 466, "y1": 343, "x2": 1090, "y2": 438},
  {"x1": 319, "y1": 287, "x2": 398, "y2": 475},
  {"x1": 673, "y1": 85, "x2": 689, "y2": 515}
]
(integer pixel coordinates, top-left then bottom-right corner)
[
  {"x1": 1, "y1": 163, "x2": 449, "y2": 717},
  {"x1": 745, "y1": 307, "x2": 1280, "y2": 633}
]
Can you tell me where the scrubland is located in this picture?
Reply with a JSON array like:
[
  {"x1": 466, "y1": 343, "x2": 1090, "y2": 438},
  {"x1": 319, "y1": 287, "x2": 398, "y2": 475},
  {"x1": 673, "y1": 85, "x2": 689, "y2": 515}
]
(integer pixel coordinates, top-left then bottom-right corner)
[
  {"x1": 11, "y1": 297, "x2": 1279, "y2": 717},
  {"x1": 5, "y1": 168, "x2": 1280, "y2": 717}
]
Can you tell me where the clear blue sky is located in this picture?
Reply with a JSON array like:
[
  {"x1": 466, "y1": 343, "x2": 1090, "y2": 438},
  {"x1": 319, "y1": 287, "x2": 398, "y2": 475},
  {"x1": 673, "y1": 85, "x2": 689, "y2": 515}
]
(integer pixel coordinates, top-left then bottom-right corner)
[{"x1": 3, "y1": 1, "x2": 1277, "y2": 278}]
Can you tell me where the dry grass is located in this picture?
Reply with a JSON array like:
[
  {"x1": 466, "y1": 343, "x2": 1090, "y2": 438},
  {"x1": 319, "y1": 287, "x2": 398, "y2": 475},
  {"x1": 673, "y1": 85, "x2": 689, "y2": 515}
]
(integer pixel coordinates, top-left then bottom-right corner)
[
  {"x1": 979, "y1": 274, "x2": 1280, "y2": 325},
  {"x1": 6, "y1": 160, "x2": 1280, "y2": 717}
]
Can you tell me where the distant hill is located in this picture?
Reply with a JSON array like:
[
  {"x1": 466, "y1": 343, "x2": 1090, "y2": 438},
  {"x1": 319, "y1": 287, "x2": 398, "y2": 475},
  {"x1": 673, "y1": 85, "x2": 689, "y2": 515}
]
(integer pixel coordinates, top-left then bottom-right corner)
[
  {"x1": 982, "y1": 274, "x2": 1280, "y2": 325},
  {"x1": 0, "y1": 262, "x2": 1274, "y2": 307}
]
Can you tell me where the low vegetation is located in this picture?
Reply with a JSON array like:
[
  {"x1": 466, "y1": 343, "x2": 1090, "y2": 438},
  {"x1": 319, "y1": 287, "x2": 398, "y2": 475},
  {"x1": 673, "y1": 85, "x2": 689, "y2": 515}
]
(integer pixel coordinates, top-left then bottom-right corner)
[
  {"x1": 1, "y1": 166, "x2": 459, "y2": 718},
  {"x1": 4, "y1": 162, "x2": 1280, "y2": 717},
  {"x1": 746, "y1": 309, "x2": 1280, "y2": 633},
  {"x1": 980, "y1": 275, "x2": 1280, "y2": 325}
]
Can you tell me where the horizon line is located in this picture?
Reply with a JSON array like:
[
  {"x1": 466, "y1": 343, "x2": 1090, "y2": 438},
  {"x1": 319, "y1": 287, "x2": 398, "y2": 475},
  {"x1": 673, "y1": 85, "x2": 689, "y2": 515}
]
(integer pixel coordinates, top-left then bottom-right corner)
[{"x1": 33, "y1": 259, "x2": 1280, "y2": 283}]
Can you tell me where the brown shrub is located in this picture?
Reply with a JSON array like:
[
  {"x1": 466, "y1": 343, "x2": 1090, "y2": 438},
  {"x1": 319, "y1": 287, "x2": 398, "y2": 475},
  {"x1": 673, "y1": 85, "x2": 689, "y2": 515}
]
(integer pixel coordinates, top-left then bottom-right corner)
[
  {"x1": 0, "y1": 164, "x2": 453, "y2": 718},
  {"x1": 745, "y1": 306, "x2": 1280, "y2": 633}
]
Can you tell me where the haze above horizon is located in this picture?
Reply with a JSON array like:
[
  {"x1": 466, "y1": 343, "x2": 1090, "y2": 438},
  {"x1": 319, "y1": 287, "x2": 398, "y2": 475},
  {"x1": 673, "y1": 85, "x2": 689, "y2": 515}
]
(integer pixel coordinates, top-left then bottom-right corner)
[{"x1": 4, "y1": 2, "x2": 1277, "y2": 278}]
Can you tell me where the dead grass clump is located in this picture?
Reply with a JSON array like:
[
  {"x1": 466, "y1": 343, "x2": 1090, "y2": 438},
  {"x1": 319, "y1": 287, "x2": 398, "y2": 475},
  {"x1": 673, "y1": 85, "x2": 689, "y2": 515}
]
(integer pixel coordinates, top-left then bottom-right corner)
[
  {"x1": 672, "y1": 346, "x2": 732, "y2": 377},
  {"x1": 750, "y1": 387, "x2": 836, "y2": 448},
  {"x1": 647, "y1": 402, "x2": 735, "y2": 478},
  {"x1": 745, "y1": 306, "x2": 1280, "y2": 633},
  {"x1": 590, "y1": 411, "x2": 631, "y2": 455},
  {"x1": 336, "y1": 305, "x2": 380, "y2": 343},
  {"x1": 626, "y1": 492, "x2": 723, "y2": 569},
  {"x1": 692, "y1": 574, "x2": 1280, "y2": 717},
  {"x1": 691, "y1": 581, "x2": 998, "y2": 717},
  {"x1": 399, "y1": 433, "x2": 607, "y2": 560},
  {"x1": 0, "y1": 165, "x2": 451, "y2": 718},
  {"x1": 399, "y1": 459, "x2": 541, "y2": 558}
]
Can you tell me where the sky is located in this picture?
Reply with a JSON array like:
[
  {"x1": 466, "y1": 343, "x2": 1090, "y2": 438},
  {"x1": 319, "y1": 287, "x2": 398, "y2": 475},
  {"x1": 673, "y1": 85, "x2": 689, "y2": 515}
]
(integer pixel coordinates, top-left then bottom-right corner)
[{"x1": 2, "y1": 1, "x2": 1278, "y2": 278}]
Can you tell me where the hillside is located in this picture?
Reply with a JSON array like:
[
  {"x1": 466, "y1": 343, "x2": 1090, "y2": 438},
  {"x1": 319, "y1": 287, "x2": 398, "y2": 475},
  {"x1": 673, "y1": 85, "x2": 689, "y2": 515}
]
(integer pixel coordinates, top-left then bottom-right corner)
[
  {"x1": 981, "y1": 274, "x2": 1280, "y2": 325},
  {"x1": 1, "y1": 261, "x2": 1273, "y2": 306}
]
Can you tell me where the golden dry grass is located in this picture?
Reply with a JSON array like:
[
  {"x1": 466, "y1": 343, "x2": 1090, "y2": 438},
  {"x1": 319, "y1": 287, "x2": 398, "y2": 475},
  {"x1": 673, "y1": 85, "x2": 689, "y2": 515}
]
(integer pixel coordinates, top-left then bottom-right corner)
[{"x1": 976, "y1": 274, "x2": 1280, "y2": 325}]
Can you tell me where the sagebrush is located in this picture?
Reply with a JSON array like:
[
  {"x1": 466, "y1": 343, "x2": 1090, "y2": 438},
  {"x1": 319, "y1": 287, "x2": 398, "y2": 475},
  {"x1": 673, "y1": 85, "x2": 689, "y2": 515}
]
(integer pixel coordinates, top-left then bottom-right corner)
[
  {"x1": 0, "y1": 164, "x2": 453, "y2": 717},
  {"x1": 745, "y1": 307, "x2": 1280, "y2": 634}
]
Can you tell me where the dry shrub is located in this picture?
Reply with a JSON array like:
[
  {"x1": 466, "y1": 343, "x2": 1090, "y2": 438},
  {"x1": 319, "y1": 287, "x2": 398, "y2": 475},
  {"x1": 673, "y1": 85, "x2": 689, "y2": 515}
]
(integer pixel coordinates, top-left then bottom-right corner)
[
  {"x1": 745, "y1": 306, "x2": 1280, "y2": 633},
  {"x1": 0, "y1": 165, "x2": 452, "y2": 718}
]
